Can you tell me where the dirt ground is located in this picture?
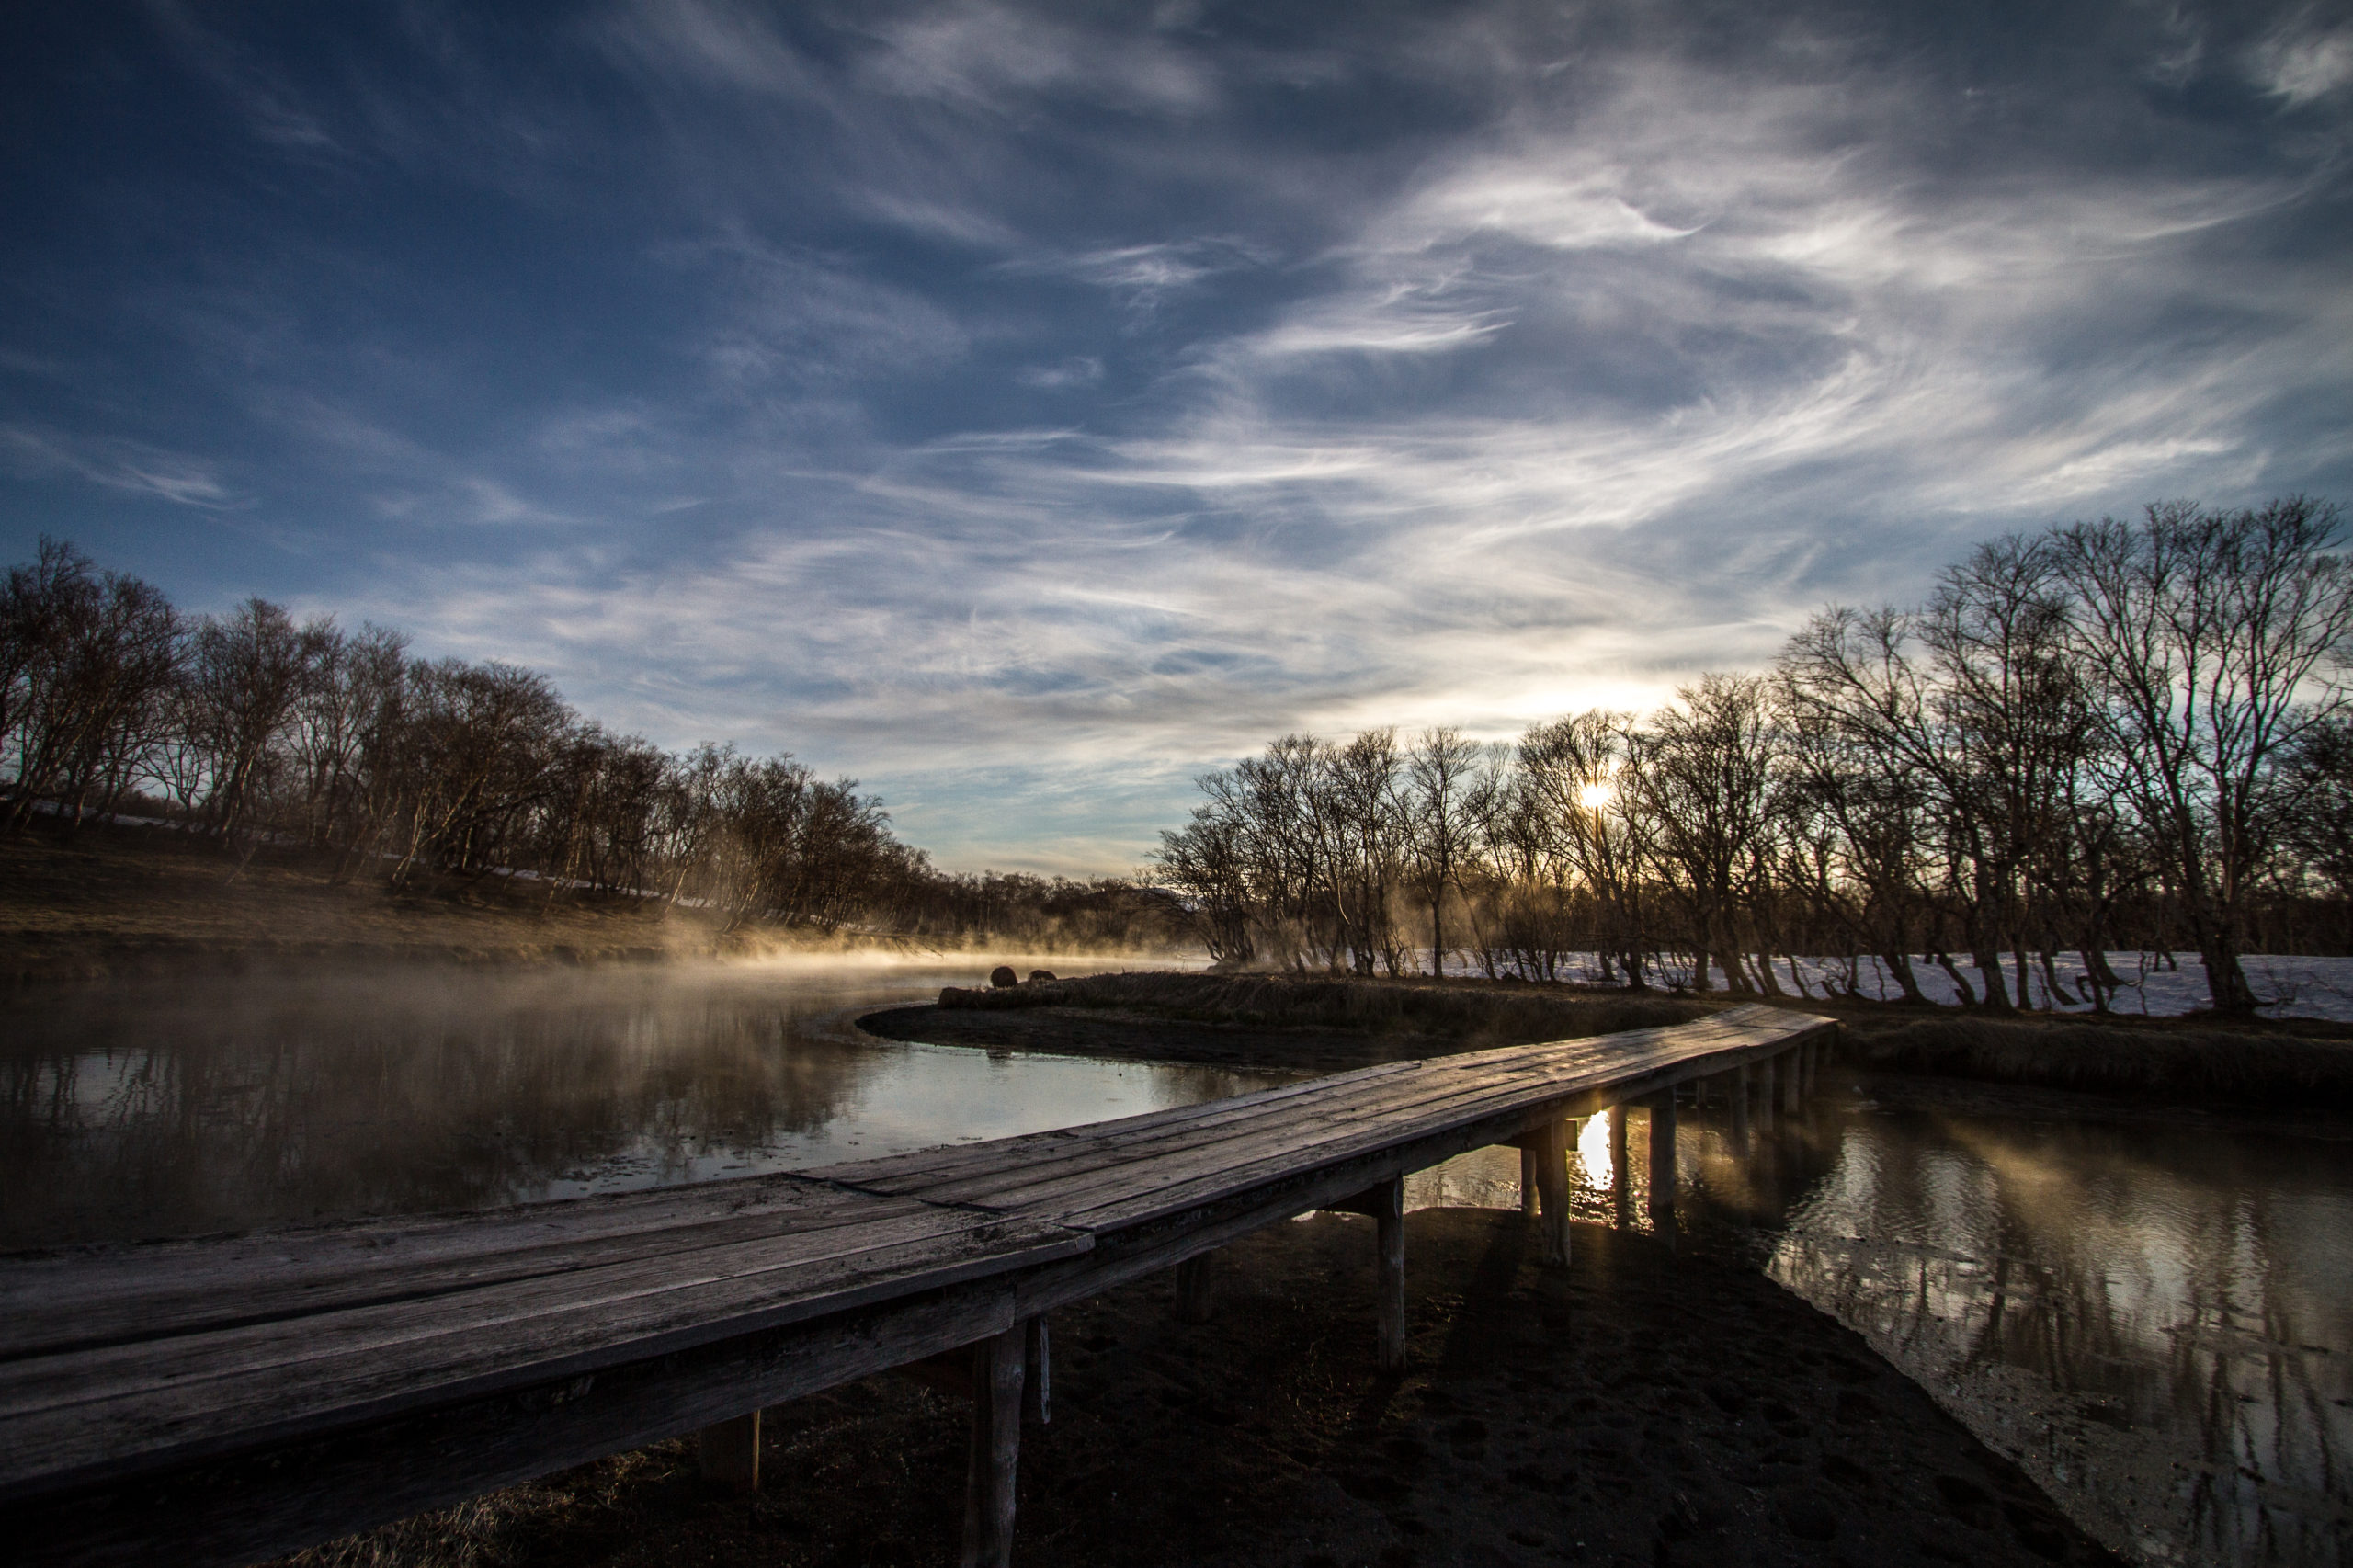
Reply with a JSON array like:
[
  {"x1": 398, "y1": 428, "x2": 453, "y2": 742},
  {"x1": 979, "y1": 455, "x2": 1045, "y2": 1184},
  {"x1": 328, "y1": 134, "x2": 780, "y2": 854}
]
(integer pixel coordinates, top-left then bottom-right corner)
[
  {"x1": 0, "y1": 822, "x2": 721, "y2": 983},
  {"x1": 283, "y1": 1208, "x2": 2117, "y2": 1568}
]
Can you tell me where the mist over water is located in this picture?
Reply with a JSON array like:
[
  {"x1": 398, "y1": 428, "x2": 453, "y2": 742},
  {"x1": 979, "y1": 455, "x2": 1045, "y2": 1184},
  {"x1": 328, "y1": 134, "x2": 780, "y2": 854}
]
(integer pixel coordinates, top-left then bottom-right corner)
[{"x1": 0, "y1": 958, "x2": 1282, "y2": 1249}]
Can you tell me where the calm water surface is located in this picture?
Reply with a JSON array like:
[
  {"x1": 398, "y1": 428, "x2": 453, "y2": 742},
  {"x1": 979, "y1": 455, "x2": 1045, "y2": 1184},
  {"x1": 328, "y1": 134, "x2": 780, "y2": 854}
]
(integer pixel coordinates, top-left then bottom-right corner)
[
  {"x1": 1414, "y1": 1081, "x2": 2353, "y2": 1568},
  {"x1": 6, "y1": 968, "x2": 2344, "y2": 1566},
  {"x1": 0, "y1": 959, "x2": 1291, "y2": 1248}
]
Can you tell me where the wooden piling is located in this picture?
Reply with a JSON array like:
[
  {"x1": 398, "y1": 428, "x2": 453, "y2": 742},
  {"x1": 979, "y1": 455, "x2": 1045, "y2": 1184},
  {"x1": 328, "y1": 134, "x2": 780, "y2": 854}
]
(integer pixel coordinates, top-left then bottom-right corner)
[
  {"x1": 1370, "y1": 1176, "x2": 1406, "y2": 1370},
  {"x1": 1780, "y1": 1047, "x2": 1802, "y2": 1115},
  {"x1": 1025, "y1": 1316, "x2": 1051, "y2": 1426},
  {"x1": 1731, "y1": 1062, "x2": 1752, "y2": 1148},
  {"x1": 1646, "y1": 1095, "x2": 1677, "y2": 1226},
  {"x1": 695, "y1": 1410, "x2": 759, "y2": 1492},
  {"x1": 1608, "y1": 1103, "x2": 1631, "y2": 1220},
  {"x1": 961, "y1": 1323, "x2": 1027, "y2": 1568},
  {"x1": 1516, "y1": 1119, "x2": 1571, "y2": 1267},
  {"x1": 1174, "y1": 1252, "x2": 1215, "y2": 1324},
  {"x1": 1518, "y1": 1144, "x2": 1540, "y2": 1217},
  {"x1": 1756, "y1": 1052, "x2": 1779, "y2": 1132}
]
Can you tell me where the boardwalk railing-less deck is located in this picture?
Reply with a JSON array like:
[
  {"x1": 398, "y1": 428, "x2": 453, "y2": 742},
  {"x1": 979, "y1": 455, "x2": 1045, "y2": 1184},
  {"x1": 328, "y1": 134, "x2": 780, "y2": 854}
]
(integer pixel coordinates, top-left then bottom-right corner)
[{"x1": 0, "y1": 1002, "x2": 1835, "y2": 1567}]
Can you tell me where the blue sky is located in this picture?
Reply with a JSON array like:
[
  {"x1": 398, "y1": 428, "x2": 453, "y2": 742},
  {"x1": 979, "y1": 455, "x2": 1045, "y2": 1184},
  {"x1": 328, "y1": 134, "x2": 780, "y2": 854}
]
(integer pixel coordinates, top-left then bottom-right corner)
[{"x1": 6, "y1": 1, "x2": 2349, "y2": 873}]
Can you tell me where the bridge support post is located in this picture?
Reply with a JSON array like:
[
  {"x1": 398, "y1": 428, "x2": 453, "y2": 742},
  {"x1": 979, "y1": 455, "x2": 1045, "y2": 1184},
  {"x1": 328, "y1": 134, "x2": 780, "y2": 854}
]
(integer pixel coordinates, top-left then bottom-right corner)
[
  {"x1": 1026, "y1": 1315, "x2": 1051, "y2": 1426},
  {"x1": 1608, "y1": 1104, "x2": 1631, "y2": 1221},
  {"x1": 1371, "y1": 1175, "x2": 1407, "y2": 1370},
  {"x1": 1513, "y1": 1119, "x2": 1571, "y2": 1267},
  {"x1": 961, "y1": 1322, "x2": 1028, "y2": 1568},
  {"x1": 697, "y1": 1410, "x2": 759, "y2": 1492},
  {"x1": 1175, "y1": 1252, "x2": 1216, "y2": 1324},
  {"x1": 1731, "y1": 1062, "x2": 1752, "y2": 1150},
  {"x1": 1646, "y1": 1095, "x2": 1677, "y2": 1230},
  {"x1": 1756, "y1": 1053, "x2": 1779, "y2": 1134},
  {"x1": 1780, "y1": 1048, "x2": 1802, "y2": 1115}
]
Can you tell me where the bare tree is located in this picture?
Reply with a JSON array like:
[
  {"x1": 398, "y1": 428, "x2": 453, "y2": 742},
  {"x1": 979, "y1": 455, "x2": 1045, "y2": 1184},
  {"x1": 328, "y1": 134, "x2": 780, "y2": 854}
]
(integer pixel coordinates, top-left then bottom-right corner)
[
  {"x1": 2052, "y1": 498, "x2": 2353, "y2": 1013},
  {"x1": 1404, "y1": 726, "x2": 1483, "y2": 976},
  {"x1": 1636, "y1": 675, "x2": 1780, "y2": 994}
]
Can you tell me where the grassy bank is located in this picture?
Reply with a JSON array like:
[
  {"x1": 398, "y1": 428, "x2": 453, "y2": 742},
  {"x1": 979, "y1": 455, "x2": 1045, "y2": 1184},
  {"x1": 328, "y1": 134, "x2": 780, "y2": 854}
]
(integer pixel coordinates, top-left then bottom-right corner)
[
  {"x1": 942, "y1": 968, "x2": 1714, "y2": 1042},
  {"x1": 926, "y1": 968, "x2": 2353, "y2": 1107},
  {"x1": 0, "y1": 820, "x2": 905, "y2": 986},
  {"x1": 1835, "y1": 1010, "x2": 2353, "y2": 1107}
]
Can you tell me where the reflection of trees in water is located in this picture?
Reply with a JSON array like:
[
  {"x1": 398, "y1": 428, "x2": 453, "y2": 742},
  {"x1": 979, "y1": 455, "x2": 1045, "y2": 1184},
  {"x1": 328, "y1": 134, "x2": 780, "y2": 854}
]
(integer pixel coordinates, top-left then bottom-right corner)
[
  {"x1": 1763, "y1": 1108, "x2": 2350, "y2": 1567},
  {"x1": 0, "y1": 972, "x2": 881, "y2": 1247}
]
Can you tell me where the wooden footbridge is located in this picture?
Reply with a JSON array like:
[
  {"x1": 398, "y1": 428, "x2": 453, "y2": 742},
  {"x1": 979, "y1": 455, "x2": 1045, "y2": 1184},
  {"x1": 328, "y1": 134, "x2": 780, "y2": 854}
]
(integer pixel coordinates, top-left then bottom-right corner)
[{"x1": 0, "y1": 1002, "x2": 1833, "y2": 1568}]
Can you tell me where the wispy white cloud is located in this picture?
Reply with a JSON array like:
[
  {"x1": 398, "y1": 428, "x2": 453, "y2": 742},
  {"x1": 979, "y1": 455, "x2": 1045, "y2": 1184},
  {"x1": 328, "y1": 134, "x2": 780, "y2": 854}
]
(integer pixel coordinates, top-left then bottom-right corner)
[
  {"x1": 858, "y1": 3, "x2": 1217, "y2": 115},
  {"x1": 2247, "y1": 11, "x2": 2353, "y2": 104},
  {"x1": 10, "y1": 1, "x2": 2347, "y2": 872},
  {"x1": 0, "y1": 425, "x2": 241, "y2": 508}
]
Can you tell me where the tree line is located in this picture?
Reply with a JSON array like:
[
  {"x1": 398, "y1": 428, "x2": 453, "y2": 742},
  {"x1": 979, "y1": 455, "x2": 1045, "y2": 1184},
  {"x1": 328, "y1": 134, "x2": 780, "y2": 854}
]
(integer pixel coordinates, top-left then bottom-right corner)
[
  {"x1": 0, "y1": 538, "x2": 1177, "y2": 947},
  {"x1": 1155, "y1": 498, "x2": 2353, "y2": 1015}
]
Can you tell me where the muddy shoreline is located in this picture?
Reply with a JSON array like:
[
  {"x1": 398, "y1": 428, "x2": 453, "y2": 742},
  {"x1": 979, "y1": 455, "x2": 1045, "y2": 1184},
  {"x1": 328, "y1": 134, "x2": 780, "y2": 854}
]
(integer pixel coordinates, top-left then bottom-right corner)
[{"x1": 282, "y1": 1209, "x2": 2119, "y2": 1568}]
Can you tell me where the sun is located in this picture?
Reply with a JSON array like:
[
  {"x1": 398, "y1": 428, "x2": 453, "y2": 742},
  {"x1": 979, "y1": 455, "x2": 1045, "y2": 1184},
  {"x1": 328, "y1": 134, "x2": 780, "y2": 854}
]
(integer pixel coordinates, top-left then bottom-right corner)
[{"x1": 1578, "y1": 781, "x2": 1615, "y2": 810}]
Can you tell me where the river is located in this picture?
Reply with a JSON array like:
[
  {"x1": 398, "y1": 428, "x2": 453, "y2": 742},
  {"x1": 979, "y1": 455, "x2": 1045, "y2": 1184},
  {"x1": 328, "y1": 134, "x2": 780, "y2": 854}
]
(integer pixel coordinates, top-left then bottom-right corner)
[{"x1": 3, "y1": 960, "x2": 2345, "y2": 1566}]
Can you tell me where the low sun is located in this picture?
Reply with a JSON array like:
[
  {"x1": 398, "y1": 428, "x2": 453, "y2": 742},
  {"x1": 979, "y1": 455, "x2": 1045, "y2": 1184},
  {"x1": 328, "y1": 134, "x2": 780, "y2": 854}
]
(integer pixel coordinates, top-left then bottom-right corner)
[{"x1": 1578, "y1": 781, "x2": 1615, "y2": 810}]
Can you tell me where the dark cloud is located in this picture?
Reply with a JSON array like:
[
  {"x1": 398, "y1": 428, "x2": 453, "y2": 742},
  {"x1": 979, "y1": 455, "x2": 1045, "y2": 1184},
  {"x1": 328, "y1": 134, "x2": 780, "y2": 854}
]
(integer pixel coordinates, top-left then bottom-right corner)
[{"x1": 3, "y1": 0, "x2": 2347, "y2": 869}]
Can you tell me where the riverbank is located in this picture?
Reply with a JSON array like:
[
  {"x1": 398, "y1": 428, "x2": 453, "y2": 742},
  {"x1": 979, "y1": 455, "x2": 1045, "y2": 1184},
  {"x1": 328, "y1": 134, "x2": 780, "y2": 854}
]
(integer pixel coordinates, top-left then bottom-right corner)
[
  {"x1": 0, "y1": 822, "x2": 1088, "y2": 986},
  {"x1": 864, "y1": 969, "x2": 2353, "y2": 1107},
  {"x1": 277, "y1": 1207, "x2": 2118, "y2": 1568}
]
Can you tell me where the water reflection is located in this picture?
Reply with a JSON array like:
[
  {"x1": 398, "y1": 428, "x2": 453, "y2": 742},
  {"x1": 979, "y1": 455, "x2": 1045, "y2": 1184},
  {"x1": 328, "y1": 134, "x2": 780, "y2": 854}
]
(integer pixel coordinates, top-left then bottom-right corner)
[
  {"x1": 0, "y1": 962, "x2": 1290, "y2": 1249},
  {"x1": 1409, "y1": 1086, "x2": 2353, "y2": 1568}
]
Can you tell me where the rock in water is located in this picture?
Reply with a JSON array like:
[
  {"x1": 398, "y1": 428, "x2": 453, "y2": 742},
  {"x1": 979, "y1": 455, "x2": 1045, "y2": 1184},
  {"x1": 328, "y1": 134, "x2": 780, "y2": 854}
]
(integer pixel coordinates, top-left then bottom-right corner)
[
  {"x1": 990, "y1": 965, "x2": 1018, "y2": 989},
  {"x1": 1029, "y1": 969, "x2": 1056, "y2": 983}
]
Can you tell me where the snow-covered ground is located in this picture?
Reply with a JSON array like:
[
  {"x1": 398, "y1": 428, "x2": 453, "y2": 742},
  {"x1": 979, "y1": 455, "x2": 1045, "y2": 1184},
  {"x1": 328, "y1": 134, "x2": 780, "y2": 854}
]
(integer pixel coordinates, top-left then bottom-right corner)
[{"x1": 1432, "y1": 950, "x2": 2353, "y2": 1022}]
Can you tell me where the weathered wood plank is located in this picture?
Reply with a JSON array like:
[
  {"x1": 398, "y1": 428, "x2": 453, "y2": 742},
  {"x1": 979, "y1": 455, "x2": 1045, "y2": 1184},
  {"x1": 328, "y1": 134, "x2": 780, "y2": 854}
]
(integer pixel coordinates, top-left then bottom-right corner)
[
  {"x1": 0, "y1": 1179, "x2": 951, "y2": 1361},
  {"x1": 872, "y1": 1010, "x2": 1829, "y2": 1227},
  {"x1": 0, "y1": 1210, "x2": 1087, "y2": 1500},
  {"x1": 969, "y1": 1017, "x2": 1832, "y2": 1233},
  {"x1": 817, "y1": 1007, "x2": 1813, "y2": 1208},
  {"x1": 6, "y1": 1278, "x2": 1029, "y2": 1568}
]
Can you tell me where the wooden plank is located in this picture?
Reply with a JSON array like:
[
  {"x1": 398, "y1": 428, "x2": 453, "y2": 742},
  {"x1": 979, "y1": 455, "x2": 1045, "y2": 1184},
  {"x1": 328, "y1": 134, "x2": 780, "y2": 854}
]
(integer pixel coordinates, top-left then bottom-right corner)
[
  {"x1": 972, "y1": 1019, "x2": 1835, "y2": 1233},
  {"x1": 818, "y1": 1006, "x2": 1813, "y2": 1205},
  {"x1": 868, "y1": 1012, "x2": 1832, "y2": 1226},
  {"x1": 812, "y1": 1059, "x2": 1425, "y2": 1189},
  {"x1": 0, "y1": 1179, "x2": 952, "y2": 1361},
  {"x1": 6, "y1": 1277, "x2": 1029, "y2": 1568},
  {"x1": 0, "y1": 1210, "x2": 1087, "y2": 1500}
]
